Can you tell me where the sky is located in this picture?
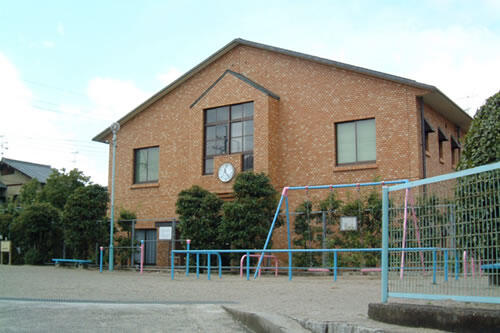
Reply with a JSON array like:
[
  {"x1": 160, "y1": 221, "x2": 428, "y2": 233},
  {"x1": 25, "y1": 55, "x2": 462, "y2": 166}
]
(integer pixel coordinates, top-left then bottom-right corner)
[{"x1": 0, "y1": 0, "x2": 499, "y2": 185}]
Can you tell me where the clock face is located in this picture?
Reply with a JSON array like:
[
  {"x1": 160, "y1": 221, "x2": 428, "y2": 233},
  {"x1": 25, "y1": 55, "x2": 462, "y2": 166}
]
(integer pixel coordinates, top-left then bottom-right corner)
[{"x1": 218, "y1": 163, "x2": 235, "y2": 182}]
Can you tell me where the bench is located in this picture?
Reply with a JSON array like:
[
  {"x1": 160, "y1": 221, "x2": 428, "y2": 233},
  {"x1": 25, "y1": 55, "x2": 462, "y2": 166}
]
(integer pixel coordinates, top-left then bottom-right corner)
[
  {"x1": 52, "y1": 258, "x2": 92, "y2": 268},
  {"x1": 481, "y1": 263, "x2": 500, "y2": 286}
]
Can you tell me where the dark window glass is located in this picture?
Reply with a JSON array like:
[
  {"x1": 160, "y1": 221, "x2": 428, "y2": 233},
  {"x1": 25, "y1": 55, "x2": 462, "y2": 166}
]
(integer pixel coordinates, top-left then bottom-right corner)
[
  {"x1": 203, "y1": 102, "x2": 254, "y2": 174},
  {"x1": 243, "y1": 154, "x2": 253, "y2": 171},
  {"x1": 217, "y1": 106, "x2": 229, "y2": 121},
  {"x1": 231, "y1": 122, "x2": 242, "y2": 137},
  {"x1": 134, "y1": 146, "x2": 159, "y2": 183},
  {"x1": 243, "y1": 103, "x2": 253, "y2": 118},
  {"x1": 206, "y1": 109, "x2": 217, "y2": 123},
  {"x1": 243, "y1": 135, "x2": 253, "y2": 151},
  {"x1": 204, "y1": 158, "x2": 214, "y2": 174},
  {"x1": 231, "y1": 104, "x2": 243, "y2": 120},
  {"x1": 206, "y1": 126, "x2": 216, "y2": 140},
  {"x1": 231, "y1": 137, "x2": 242, "y2": 153}
]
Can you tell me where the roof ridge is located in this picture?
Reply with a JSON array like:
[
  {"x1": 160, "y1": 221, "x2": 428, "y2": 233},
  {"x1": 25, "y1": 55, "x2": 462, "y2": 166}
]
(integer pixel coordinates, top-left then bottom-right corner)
[{"x1": 1, "y1": 157, "x2": 51, "y2": 169}]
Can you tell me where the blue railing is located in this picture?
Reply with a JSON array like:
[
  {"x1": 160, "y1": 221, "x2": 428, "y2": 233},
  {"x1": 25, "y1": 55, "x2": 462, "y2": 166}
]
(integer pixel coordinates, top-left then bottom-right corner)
[{"x1": 171, "y1": 247, "x2": 439, "y2": 281}]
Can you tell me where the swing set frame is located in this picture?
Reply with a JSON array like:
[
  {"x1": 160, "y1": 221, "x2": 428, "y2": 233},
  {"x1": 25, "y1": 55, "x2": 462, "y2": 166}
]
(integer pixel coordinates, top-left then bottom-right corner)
[{"x1": 254, "y1": 179, "x2": 417, "y2": 279}]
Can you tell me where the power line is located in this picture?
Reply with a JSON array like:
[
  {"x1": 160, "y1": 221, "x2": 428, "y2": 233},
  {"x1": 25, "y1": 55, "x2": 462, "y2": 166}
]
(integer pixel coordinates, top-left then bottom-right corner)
[{"x1": 23, "y1": 79, "x2": 88, "y2": 98}]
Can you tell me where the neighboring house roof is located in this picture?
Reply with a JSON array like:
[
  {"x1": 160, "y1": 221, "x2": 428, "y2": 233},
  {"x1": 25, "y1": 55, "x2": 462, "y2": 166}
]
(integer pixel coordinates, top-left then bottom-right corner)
[
  {"x1": 93, "y1": 38, "x2": 472, "y2": 143},
  {"x1": 0, "y1": 158, "x2": 53, "y2": 184},
  {"x1": 0, "y1": 180, "x2": 6, "y2": 189}
]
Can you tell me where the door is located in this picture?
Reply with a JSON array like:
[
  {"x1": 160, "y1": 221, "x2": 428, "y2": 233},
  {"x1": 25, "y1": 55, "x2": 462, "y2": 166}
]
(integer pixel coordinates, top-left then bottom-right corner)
[{"x1": 134, "y1": 229, "x2": 157, "y2": 265}]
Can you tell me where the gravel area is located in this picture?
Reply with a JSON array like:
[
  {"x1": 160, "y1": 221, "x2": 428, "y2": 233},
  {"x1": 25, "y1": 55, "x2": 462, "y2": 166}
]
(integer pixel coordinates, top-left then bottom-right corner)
[{"x1": 0, "y1": 265, "x2": 449, "y2": 331}]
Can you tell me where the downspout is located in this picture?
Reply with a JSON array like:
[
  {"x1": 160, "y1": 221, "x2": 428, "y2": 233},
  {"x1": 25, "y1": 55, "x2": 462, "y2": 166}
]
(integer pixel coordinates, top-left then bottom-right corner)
[{"x1": 418, "y1": 96, "x2": 426, "y2": 179}]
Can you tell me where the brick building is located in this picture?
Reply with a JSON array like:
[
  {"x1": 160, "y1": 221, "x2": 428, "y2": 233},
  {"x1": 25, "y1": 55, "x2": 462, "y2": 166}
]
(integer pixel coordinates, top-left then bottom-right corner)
[{"x1": 93, "y1": 39, "x2": 471, "y2": 266}]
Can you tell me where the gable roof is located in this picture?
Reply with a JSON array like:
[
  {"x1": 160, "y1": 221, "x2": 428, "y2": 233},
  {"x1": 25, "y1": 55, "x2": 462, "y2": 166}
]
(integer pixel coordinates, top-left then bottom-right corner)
[
  {"x1": 93, "y1": 38, "x2": 472, "y2": 143},
  {"x1": 0, "y1": 158, "x2": 53, "y2": 183},
  {"x1": 190, "y1": 69, "x2": 280, "y2": 108}
]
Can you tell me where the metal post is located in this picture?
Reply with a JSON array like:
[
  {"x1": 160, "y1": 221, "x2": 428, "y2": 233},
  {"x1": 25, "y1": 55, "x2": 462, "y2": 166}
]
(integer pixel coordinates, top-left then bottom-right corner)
[
  {"x1": 444, "y1": 249, "x2": 448, "y2": 282},
  {"x1": 246, "y1": 252, "x2": 250, "y2": 281},
  {"x1": 432, "y1": 249, "x2": 437, "y2": 284},
  {"x1": 186, "y1": 239, "x2": 191, "y2": 276},
  {"x1": 207, "y1": 253, "x2": 211, "y2": 281},
  {"x1": 333, "y1": 251, "x2": 338, "y2": 282},
  {"x1": 285, "y1": 196, "x2": 292, "y2": 281},
  {"x1": 217, "y1": 253, "x2": 222, "y2": 278},
  {"x1": 322, "y1": 211, "x2": 327, "y2": 267},
  {"x1": 254, "y1": 190, "x2": 286, "y2": 279},
  {"x1": 109, "y1": 122, "x2": 120, "y2": 271},
  {"x1": 140, "y1": 240, "x2": 144, "y2": 274},
  {"x1": 170, "y1": 247, "x2": 175, "y2": 280},
  {"x1": 131, "y1": 219, "x2": 135, "y2": 266},
  {"x1": 196, "y1": 253, "x2": 200, "y2": 279},
  {"x1": 99, "y1": 246, "x2": 103, "y2": 273},
  {"x1": 381, "y1": 186, "x2": 389, "y2": 303}
]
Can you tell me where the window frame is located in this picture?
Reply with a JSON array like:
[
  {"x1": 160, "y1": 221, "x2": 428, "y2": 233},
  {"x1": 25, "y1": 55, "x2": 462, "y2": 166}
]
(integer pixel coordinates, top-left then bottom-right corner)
[
  {"x1": 203, "y1": 102, "x2": 254, "y2": 175},
  {"x1": 133, "y1": 146, "x2": 160, "y2": 184},
  {"x1": 335, "y1": 118, "x2": 376, "y2": 166}
]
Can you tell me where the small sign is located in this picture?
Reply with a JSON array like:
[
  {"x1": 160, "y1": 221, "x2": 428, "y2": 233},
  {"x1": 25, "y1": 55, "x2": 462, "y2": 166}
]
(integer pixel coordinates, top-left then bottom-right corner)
[
  {"x1": 1, "y1": 241, "x2": 11, "y2": 252},
  {"x1": 159, "y1": 226, "x2": 172, "y2": 240},
  {"x1": 340, "y1": 216, "x2": 357, "y2": 231}
]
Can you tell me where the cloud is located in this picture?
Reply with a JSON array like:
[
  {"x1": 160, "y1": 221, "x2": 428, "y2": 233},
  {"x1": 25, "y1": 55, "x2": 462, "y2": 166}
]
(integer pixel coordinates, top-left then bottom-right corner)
[
  {"x1": 87, "y1": 77, "x2": 150, "y2": 122},
  {"x1": 0, "y1": 52, "x2": 78, "y2": 169},
  {"x1": 42, "y1": 41, "x2": 55, "y2": 48},
  {"x1": 157, "y1": 67, "x2": 182, "y2": 86},
  {"x1": 57, "y1": 22, "x2": 65, "y2": 36}
]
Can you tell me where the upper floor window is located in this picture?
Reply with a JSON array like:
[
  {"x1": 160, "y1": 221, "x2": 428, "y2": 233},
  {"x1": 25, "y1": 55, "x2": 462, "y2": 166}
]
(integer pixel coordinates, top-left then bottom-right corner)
[
  {"x1": 451, "y1": 135, "x2": 461, "y2": 167},
  {"x1": 423, "y1": 118, "x2": 435, "y2": 154},
  {"x1": 336, "y1": 118, "x2": 376, "y2": 165},
  {"x1": 204, "y1": 102, "x2": 254, "y2": 174},
  {"x1": 437, "y1": 128, "x2": 448, "y2": 162},
  {"x1": 134, "y1": 146, "x2": 159, "y2": 183}
]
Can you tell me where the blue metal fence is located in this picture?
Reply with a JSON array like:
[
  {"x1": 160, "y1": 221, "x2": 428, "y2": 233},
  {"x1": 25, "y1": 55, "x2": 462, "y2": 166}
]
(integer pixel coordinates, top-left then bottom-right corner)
[
  {"x1": 382, "y1": 161, "x2": 500, "y2": 304},
  {"x1": 171, "y1": 247, "x2": 436, "y2": 281}
]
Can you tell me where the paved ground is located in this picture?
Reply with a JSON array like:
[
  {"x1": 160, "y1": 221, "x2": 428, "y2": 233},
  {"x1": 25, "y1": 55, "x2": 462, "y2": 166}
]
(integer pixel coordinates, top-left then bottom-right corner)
[{"x1": 0, "y1": 265, "x2": 463, "y2": 332}]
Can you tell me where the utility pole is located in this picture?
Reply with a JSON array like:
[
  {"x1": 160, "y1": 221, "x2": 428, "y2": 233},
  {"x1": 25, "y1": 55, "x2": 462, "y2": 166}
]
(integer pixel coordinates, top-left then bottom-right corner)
[{"x1": 109, "y1": 122, "x2": 120, "y2": 271}]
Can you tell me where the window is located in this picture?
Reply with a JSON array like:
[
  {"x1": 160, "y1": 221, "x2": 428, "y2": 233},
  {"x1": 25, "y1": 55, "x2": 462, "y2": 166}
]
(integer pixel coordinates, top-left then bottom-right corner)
[
  {"x1": 204, "y1": 102, "x2": 254, "y2": 174},
  {"x1": 437, "y1": 128, "x2": 448, "y2": 162},
  {"x1": 451, "y1": 135, "x2": 461, "y2": 167},
  {"x1": 423, "y1": 118, "x2": 435, "y2": 154},
  {"x1": 134, "y1": 146, "x2": 159, "y2": 183},
  {"x1": 336, "y1": 118, "x2": 376, "y2": 165}
]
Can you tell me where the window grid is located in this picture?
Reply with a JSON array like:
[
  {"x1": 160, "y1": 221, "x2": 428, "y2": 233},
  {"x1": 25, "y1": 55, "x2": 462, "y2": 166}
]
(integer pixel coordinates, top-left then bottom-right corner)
[{"x1": 204, "y1": 102, "x2": 254, "y2": 175}]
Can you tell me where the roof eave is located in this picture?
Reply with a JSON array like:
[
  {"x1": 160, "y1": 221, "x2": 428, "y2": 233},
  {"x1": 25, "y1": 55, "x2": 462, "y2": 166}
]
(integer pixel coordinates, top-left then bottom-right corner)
[{"x1": 421, "y1": 88, "x2": 473, "y2": 130}]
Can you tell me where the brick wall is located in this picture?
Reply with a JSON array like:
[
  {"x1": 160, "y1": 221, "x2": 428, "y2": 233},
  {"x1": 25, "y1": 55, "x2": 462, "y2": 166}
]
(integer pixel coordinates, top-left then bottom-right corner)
[{"x1": 104, "y1": 44, "x2": 464, "y2": 265}]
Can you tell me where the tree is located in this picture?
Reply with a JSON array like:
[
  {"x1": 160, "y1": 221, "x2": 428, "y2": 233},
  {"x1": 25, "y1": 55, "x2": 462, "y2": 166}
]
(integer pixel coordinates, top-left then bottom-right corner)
[
  {"x1": 17, "y1": 179, "x2": 42, "y2": 207},
  {"x1": 221, "y1": 172, "x2": 278, "y2": 249},
  {"x1": 62, "y1": 184, "x2": 109, "y2": 259},
  {"x1": 458, "y1": 90, "x2": 500, "y2": 170},
  {"x1": 116, "y1": 209, "x2": 137, "y2": 266},
  {"x1": 455, "y1": 91, "x2": 500, "y2": 283},
  {"x1": 176, "y1": 185, "x2": 223, "y2": 250},
  {"x1": 39, "y1": 168, "x2": 89, "y2": 211},
  {"x1": 10, "y1": 202, "x2": 61, "y2": 264}
]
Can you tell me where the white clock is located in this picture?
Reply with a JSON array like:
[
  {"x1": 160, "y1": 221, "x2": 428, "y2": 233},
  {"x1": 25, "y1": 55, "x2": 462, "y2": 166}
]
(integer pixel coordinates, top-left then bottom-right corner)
[{"x1": 218, "y1": 163, "x2": 235, "y2": 182}]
